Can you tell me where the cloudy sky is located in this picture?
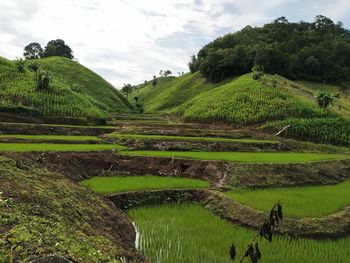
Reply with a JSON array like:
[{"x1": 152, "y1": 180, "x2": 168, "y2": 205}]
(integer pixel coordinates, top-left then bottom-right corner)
[{"x1": 1, "y1": 0, "x2": 350, "y2": 88}]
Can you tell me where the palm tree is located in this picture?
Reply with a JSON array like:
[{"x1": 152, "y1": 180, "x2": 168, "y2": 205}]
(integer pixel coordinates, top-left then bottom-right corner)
[{"x1": 316, "y1": 92, "x2": 339, "y2": 108}]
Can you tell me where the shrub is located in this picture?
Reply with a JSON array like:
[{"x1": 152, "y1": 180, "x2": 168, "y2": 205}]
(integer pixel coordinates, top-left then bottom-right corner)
[{"x1": 15, "y1": 58, "x2": 25, "y2": 73}]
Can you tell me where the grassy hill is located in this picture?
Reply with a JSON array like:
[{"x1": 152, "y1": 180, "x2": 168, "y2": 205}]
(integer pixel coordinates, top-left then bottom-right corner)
[
  {"x1": 130, "y1": 72, "x2": 226, "y2": 112},
  {"x1": 131, "y1": 73, "x2": 350, "y2": 146},
  {"x1": 130, "y1": 73, "x2": 336, "y2": 121},
  {"x1": 0, "y1": 56, "x2": 132, "y2": 118}
]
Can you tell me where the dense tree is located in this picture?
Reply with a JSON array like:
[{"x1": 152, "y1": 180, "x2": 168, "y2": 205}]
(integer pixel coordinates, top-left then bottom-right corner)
[
  {"x1": 189, "y1": 16, "x2": 350, "y2": 83},
  {"x1": 23, "y1": 42, "x2": 43, "y2": 59},
  {"x1": 41, "y1": 39, "x2": 74, "y2": 59},
  {"x1": 188, "y1": 55, "x2": 199, "y2": 73},
  {"x1": 121, "y1": 83, "x2": 132, "y2": 98}
]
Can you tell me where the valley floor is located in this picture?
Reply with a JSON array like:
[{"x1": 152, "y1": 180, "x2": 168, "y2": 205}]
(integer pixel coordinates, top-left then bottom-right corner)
[{"x1": 1, "y1": 114, "x2": 350, "y2": 262}]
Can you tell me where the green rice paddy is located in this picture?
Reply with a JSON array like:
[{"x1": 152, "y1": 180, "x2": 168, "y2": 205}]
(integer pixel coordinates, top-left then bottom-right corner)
[
  {"x1": 80, "y1": 176, "x2": 209, "y2": 194},
  {"x1": 227, "y1": 180, "x2": 350, "y2": 218},
  {"x1": 129, "y1": 203, "x2": 350, "y2": 263},
  {"x1": 0, "y1": 135, "x2": 101, "y2": 141},
  {"x1": 0, "y1": 143, "x2": 124, "y2": 152},
  {"x1": 0, "y1": 121, "x2": 115, "y2": 129},
  {"x1": 121, "y1": 150, "x2": 349, "y2": 163},
  {"x1": 109, "y1": 133, "x2": 277, "y2": 144}
]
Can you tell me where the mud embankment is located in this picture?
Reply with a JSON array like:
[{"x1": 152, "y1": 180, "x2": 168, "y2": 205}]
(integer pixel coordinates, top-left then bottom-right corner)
[
  {"x1": 6, "y1": 152, "x2": 350, "y2": 188},
  {"x1": 120, "y1": 139, "x2": 290, "y2": 152},
  {"x1": 229, "y1": 159, "x2": 350, "y2": 188},
  {"x1": 0, "y1": 122, "x2": 115, "y2": 136},
  {"x1": 6, "y1": 152, "x2": 225, "y2": 183}
]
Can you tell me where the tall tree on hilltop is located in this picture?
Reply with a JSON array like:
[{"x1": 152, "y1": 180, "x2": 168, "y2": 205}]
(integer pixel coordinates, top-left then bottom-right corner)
[
  {"x1": 23, "y1": 42, "x2": 43, "y2": 59},
  {"x1": 41, "y1": 39, "x2": 74, "y2": 59}
]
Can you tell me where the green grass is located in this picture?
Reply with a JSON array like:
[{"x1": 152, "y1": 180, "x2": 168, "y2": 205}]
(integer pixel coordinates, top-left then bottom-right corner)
[
  {"x1": 129, "y1": 203, "x2": 350, "y2": 263},
  {"x1": 0, "y1": 56, "x2": 131, "y2": 117},
  {"x1": 227, "y1": 180, "x2": 350, "y2": 218},
  {"x1": 120, "y1": 150, "x2": 349, "y2": 163},
  {"x1": 80, "y1": 176, "x2": 209, "y2": 194},
  {"x1": 109, "y1": 133, "x2": 277, "y2": 144},
  {"x1": 0, "y1": 143, "x2": 124, "y2": 152},
  {"x1": 0, "y1": 135, "x2": 101, "y2": 141}
]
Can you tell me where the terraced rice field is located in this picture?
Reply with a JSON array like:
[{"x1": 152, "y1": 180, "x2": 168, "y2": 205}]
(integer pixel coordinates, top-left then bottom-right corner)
[
  {"x1": 227, "y1": 180, "x2": 350, "y2": 218},
  {"x1": 80, "y1": 176, "x2": 209, "y2": 194},
  {"x1": 121, "y1": 150, "x2": 349, "y2": 163},
  {"x1": 109, "y1": 133, "x2": 277, "y2": 144},
  {"x1": 0, "y1": 121, "x2": 115, "y2": 129},
  {"x1": 0, "y1": 135, "x2": 101, "y2": 141},
  {"x1": 129, "y1": 203, "x2": 350, "y2": 263},
  {"x1": 0, "y1": 143, "x2": 124, "y2": 152}
]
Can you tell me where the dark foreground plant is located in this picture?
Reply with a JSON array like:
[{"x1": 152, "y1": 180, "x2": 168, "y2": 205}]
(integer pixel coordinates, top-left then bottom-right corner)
[{"x1": 230, "y1": 202, "x2": 283, "y2": 262}]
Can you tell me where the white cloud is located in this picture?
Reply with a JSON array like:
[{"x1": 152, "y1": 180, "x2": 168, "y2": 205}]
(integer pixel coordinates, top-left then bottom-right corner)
[{"x1": 0, "y1": 0, "x2": 349, "y2": 87}]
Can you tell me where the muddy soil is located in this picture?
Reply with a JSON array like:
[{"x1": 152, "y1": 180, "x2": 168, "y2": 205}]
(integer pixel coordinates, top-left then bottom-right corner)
[
  {"x1": 120, "y1": 138, "x2": 290, "y2": 152},
  {"x1": 229, "y1": 159, "x2": 350, "y2": 188},
  {"x1": 116, "y1": 125, "x2": 274, "y2": 139},
  {"x1": 0, "y1": 112, "x2": 108, "y2": 126},
  {"x1": 0, "y1": 122, "x2": 116, "y2": 136},
  {"x1": 5, "y1": 152, "x2": 226, "y2": 184}
]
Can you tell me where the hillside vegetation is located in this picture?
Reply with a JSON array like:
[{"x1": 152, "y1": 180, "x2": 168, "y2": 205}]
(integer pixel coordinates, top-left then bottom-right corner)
[
  {"x1": 0, "y1": 156, "x2": 141, "y2": 262},
  {"x1": 0, "y1": 56, "x2": 132, "y2": 117},
  {"x1": 174, "y1": 74, "x2": 333, "y2": 125},
  {"x1": 131, "y1": 73, "x2": 333, "y2": 120},
  {"x1": 130, "y1": 71, "x2": 350, "y2": 146},
  {"x1": 189, "y1": 16, "x2": 350, "y2": 83}
]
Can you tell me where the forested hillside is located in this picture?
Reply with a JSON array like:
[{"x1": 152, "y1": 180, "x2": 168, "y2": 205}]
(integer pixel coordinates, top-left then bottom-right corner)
[{"x1": 189, "y1": 16, "x2": 350, "y2": 83}]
